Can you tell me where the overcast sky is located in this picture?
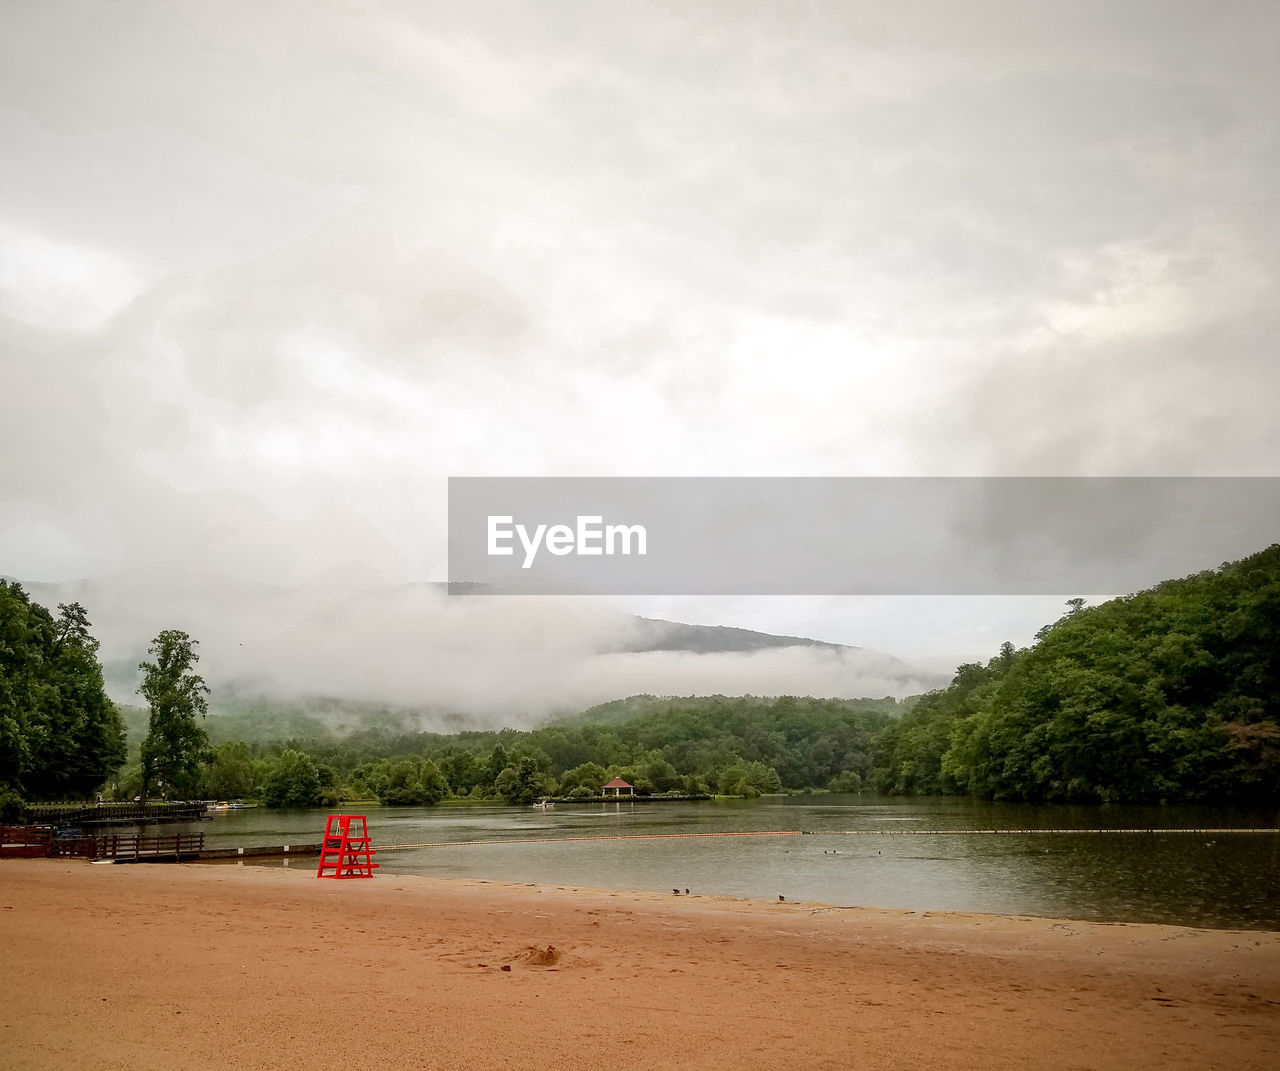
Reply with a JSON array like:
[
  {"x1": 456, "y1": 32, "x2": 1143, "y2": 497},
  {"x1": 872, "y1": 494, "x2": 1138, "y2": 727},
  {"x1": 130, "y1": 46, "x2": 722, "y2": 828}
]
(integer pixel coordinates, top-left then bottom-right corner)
[{"x1": 3, "y1": 1, "x2": 1278, "y2": 698}]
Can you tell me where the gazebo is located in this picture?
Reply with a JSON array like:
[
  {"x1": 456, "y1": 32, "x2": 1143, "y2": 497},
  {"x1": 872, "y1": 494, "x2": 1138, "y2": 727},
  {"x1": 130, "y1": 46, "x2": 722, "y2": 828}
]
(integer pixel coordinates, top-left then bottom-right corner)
[{"x1": 601, "y1": 776, "x2": 634, "y2": 798}]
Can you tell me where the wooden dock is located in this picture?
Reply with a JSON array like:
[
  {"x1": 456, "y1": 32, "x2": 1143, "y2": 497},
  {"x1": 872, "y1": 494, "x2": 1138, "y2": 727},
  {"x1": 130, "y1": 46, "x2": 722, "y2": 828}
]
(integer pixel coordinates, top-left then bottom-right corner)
[
  {"x1": 26, "y1": 801, "x2": 209, "y2": 827},
  {"x1": 0, "y1": 825, "x2": 53, "y2": 859},
  {"x1": 6, "y1": 829, "x2": 205, "y2": 862},
  {"x1": 86, "y1": 832, "x2": 206, "y2": 862},
  {"x1": 3, "y1": 826, "x2": 316, "y2": 863}
]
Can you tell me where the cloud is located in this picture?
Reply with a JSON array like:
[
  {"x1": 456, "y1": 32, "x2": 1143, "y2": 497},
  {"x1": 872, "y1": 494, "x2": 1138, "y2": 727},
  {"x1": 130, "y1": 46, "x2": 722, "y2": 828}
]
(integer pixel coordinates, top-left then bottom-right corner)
[
  {"x1": 2, "y1": 1, "x2": 1278, "y2": 691},
  {"x1": 21, "y1": 575, "x2": 939, "y2": 726},
  {"x1": 0, "y1": 226, "x2": 143, "y2": 332}
]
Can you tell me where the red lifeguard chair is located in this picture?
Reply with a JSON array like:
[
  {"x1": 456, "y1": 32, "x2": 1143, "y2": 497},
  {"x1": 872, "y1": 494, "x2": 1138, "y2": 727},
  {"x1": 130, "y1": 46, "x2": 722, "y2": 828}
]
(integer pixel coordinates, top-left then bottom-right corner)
[{"x1": 316, "y1": 814, "x2": 378, "y2": 879}]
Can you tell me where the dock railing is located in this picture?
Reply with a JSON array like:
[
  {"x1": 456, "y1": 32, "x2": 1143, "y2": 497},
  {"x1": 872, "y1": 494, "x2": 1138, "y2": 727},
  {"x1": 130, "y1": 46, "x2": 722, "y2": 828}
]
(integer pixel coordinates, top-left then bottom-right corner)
[
  {"x1": 27, "y1": 801, "x2": 208, "y2": 826},
  {"x1": 0, "y1": 824, "x2": 54, "y2": 859},
  {"x1": 89, "y1": 831, "x2": 206, "y2": 861}
]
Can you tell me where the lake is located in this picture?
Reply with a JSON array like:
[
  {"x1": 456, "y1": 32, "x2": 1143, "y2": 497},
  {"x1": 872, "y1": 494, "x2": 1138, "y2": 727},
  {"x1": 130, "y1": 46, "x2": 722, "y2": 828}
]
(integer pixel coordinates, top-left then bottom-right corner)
[{"x1": 171, "y1": 796, "x2": 1280, "y2": 930}]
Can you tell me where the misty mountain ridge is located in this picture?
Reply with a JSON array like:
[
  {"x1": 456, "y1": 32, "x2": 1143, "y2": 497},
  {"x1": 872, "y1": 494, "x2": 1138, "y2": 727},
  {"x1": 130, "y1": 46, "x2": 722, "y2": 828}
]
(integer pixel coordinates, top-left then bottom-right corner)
[
  {"x1": 548, "y1": 691, "x2": 916, "y2": 731},
  {"x1": 15, "y1": 575, "x2": 944, "y2": 733},
  {"x1": 620, "y1": 617, "x2": 849, "y2": 655}
]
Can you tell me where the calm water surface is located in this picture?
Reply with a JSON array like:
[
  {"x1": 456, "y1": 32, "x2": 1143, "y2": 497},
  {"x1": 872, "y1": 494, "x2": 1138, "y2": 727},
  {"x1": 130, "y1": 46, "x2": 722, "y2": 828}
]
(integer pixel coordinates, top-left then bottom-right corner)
[{"x1": 168, "y1": 796, "x2": 1280, "y2": 930}]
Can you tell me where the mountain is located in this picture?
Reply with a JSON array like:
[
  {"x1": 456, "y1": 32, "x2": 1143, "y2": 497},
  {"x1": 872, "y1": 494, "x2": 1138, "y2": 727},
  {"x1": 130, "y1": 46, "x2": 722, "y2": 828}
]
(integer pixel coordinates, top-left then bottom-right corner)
[
  {"x1": 12, "y1": 575, "x2": 944, "y2": 733},
  {"x1": 616, "y1": 617, "x2": 848, "y2": 655}
]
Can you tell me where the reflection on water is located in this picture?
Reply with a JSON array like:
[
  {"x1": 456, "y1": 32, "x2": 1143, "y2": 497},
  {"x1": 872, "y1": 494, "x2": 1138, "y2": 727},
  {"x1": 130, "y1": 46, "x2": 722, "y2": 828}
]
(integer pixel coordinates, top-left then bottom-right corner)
[{"x1": 164, "y1": 796, "x2": 1280, "y2": 930}]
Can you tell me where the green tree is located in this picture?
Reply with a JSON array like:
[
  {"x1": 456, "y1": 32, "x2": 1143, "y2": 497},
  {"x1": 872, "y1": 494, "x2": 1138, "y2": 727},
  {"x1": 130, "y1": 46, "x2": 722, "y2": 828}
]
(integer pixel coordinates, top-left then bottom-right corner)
[
  {"x1": 717, "y1": 760, "x2": 782, "y2": 797},
  {"x1": 484, "y1": 743, "x2": 511, "y2": 786},
  {"x1": 636, "y1": 750, "x2": 680, "y2": 793},
  {"x1": 138, "y1": 630, "x2": 211, "y2": 799},
  {"x1": 495, "y1": 756, "x2": 544, "y2": 804},
  {"x1": 200, "y1": 741, "x2": 254, "y2": 800},
  {"x1": 558, "y1": 761, "x2": 607, "y2": 794},
  {"x1": 872, "y1": 663, "x2": 996, "y2": 796},
  {"x1": 437, "y1": 749, "x2": 485, "y2": 795},
  {"x1": 0, "y1": 583, "x2": 125, "y2": 801},
  {"x1": 377, "y1": 758, "x2": 448, "y2": 806},
  {"x1": 929, "y1": 544, "x2": 1280, "y2": 802},
  {"x1": 828, "y1": 770, "x2": 863, "y2": 793},
  {"x1": 262, "y1": 749, "x2": 323, "y2": 808}
]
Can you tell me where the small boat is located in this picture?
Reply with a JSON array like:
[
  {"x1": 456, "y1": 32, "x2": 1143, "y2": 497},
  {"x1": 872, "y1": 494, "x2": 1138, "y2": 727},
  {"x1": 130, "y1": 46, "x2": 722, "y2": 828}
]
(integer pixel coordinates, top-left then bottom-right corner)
[{"x1": 531, "y1": 800, "x2": 555, "y2": 809}]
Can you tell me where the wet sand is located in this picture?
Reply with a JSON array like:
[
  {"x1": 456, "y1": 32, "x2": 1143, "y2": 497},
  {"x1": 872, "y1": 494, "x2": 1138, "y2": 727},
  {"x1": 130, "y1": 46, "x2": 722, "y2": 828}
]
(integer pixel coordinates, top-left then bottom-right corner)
[{"x1": 2, "y1": 858, "x2": 1278, "y2": 1070}]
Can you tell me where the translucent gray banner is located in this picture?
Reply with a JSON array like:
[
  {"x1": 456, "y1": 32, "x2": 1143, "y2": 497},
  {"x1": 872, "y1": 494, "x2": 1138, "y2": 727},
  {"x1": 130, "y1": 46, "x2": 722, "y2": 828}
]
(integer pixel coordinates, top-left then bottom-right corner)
[{"x1": 447, "y1": 477, "x2": 1280, "y2": 596}]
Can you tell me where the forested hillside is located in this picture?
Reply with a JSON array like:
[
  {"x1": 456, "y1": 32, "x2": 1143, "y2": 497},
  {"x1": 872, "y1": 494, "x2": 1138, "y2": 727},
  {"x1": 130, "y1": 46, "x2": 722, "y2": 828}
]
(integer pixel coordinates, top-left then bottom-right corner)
[
  {"x1": 167, "y1": 694, "x2": 903, "y2": 807},
  {"x1": 874, "y1": 544, "x2": 1280, "y2": 802},
  {"x1": 7, "y1": 543, "x2": 1278, "y2": 811}
]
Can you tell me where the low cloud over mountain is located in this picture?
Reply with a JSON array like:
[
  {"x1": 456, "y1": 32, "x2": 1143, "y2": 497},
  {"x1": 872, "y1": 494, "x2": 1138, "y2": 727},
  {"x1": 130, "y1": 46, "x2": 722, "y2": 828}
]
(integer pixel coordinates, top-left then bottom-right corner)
[{"x1": 20, "y1": 575, "x2": 943, "y2": 729}]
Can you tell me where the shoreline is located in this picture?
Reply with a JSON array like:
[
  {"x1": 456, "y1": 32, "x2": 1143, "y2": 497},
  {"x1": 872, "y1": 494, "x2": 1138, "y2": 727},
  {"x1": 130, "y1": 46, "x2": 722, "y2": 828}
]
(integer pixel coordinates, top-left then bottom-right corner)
[
  {"x1": 227, "y1": 853, "x2": 1280, "y2": 936},
  {"x1": 3, "y1": 858, "x2": 1279, "y2": 1069}
]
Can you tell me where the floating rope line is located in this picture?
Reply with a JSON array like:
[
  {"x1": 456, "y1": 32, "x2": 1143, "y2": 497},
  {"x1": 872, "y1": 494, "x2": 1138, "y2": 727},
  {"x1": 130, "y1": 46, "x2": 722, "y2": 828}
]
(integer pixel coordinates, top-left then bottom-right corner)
[
  {"x1": 822, "y1": 827, "x2": 1280, "y2": 836},
  {"x1": 372, "y1": 827, "x2": 1280, "y2": 851},
  {"x1": 374, "y1": 830, "x2": 805, "y2": 851}
]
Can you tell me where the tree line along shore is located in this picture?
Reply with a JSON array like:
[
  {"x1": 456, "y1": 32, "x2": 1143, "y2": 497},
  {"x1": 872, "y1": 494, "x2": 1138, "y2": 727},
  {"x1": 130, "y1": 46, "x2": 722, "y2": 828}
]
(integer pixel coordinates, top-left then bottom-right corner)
[{"x1": 2, "y1": 543, "x2": 1277, "y2": 818}]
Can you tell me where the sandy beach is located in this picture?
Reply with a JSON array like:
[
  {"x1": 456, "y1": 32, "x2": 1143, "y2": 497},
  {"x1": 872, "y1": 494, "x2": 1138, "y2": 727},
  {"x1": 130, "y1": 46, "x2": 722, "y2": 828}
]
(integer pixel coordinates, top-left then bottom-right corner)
[{"x1": 1, "y1": 859, "x2": 1278, "y2": 1070}]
